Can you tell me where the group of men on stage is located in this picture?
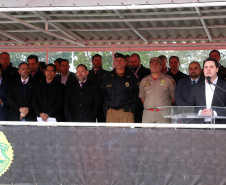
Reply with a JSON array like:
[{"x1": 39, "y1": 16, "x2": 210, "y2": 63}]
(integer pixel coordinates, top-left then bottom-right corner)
[{"x1": 0, "y1": 50, "x2": 226, "y2": 123}]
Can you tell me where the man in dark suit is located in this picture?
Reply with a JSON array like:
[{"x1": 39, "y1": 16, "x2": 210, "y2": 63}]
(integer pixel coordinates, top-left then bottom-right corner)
[
  {"x1": 88, "y1": 54, "x2": 108, "y2": 122},
  {"x1": 88, "y1": 54, "x2": 108, "y2": 83},
  {"x1": 209, "y1": 50, "x2": 226, "y2": 80},
  {"x1": 166, "y1": 56, "x2": 188, "y2": 84},
  {"x1": 0, "y1": 63, "x2": 9, "y2": 121},
  {"x1": 7, "y1": 62, "x2": 36, "y2": 121},
  {"x1": 0, "y1": 52, "x2": 19, "y2": 81},
  {"x1": 55, "y1": 59, "x2": 77, "y2": 86},
  {"x1": 159, "y1": 55, "x2": 169, "y2": 74},
  {"x1": 33, "y1": 64, "x2": 64, "y2": 122},
  {"x1": 27, "y1": 55, "x2": 45, "y2": 84},
  {"x1": 54, "y1": 58, "x2": 62, "y2": 74},
  {"x1": 189, "y1": 58, "x2": 226, "y2": 123},
  {"x1": 64, "y1": 64, "x2": 101, "y2": 122},
  {"x1": 130, "y1": 53, "x2": 151, "y2": 123},
  {"x1": 130, "y1": 53, "x2": 151, "y2": 80},
  {"x1": 175, "y1": 61, "x2": 204, "y2": 106}
]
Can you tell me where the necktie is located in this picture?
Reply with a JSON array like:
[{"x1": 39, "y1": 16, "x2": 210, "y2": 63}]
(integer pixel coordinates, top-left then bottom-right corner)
[
  {"x1": 80, "y1": 82, "x2": 85, "y2": 88},
  {"x1": 192, "y1": 80, "x2": 196, "y2": 85},
  {"x1": 23, "y1": 81, "x2": 26, "y2": 84}
]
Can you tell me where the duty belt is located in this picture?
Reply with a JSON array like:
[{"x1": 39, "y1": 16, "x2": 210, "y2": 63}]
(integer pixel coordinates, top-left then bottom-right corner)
[{"x1": 147, "y1": 108, "x2": 163, "y2": 111}]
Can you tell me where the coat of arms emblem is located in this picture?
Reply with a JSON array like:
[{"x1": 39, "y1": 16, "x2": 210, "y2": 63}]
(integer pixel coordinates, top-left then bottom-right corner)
[{"x1": 0, "y1": 131, "x2": 13, "y2": 177}]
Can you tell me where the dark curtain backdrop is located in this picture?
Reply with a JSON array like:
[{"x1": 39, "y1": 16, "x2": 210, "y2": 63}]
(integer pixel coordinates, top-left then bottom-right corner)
[{"x1": 0, "y1": 126, "x2": 226, "y2": 185}]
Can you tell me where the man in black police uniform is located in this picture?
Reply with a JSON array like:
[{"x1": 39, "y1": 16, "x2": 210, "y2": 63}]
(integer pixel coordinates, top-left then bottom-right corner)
[
  {"x1": 130, "y1": 53, "x2": 150, "y2": 123},
  {"x1": 33, "y1": 64, "x2": 64, "y2": 122},
  {"x1": 7, "y1": 62, "x2": 36, "y2": 121},
  {"x1": 64, "y1": 64, "x2": 101, "y2": 122},
  {"x1": 102, "y1": 53, "x2": 140, "y2": 123},
  {"x1": 166, "y1": 56, "x2": 188, "y2": 84}
]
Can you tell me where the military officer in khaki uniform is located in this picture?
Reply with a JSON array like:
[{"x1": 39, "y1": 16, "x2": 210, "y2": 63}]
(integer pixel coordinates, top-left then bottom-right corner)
[{"x1": 139, "y1": 57, "x2": 175, "y2": 123}]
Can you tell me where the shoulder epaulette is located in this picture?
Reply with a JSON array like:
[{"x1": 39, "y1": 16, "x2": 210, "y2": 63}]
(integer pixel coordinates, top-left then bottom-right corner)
[{"x1": 165, "y1": 74, "x2": 176, "y2": 86}]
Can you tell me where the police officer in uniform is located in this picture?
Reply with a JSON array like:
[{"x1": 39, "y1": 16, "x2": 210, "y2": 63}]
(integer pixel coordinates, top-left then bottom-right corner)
[
  {"x1": 139, "y1": 57, "x2": 175, "y2": 123},
  {"x1": 102, "y1": 53, "x2": 140, "y2": 123}
]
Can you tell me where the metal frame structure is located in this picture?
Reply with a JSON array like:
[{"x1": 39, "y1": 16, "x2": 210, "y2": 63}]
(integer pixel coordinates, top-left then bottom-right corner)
[{"x1": 0, "y1": 0, "x2": 226, "y2": 63}]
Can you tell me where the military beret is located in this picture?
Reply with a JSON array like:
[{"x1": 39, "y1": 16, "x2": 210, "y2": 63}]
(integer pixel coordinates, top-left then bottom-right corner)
[{"x1": 114, "y1": 53, "x2": 126, "y2": 60}]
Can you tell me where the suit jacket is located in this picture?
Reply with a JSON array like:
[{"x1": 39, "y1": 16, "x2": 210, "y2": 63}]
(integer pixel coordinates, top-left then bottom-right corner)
[
  {"x1": 64, "y1": 79, "x2": 101, "y2": 122},
  {"x1": 55, "y1": 72, "x2": 77, "y2": 86},
  {"x1": 218, "y1": 64, "x2": 226, "y2": 80},
  {"x1": 189, "y1": 78, "x2": 226, "y2": 123},
  {"x1": 29, "y1": 69, "x2": 46, "y2": 84},
  {"x1": 0, "y1": 78, "x2": 9, "y2": 120},
  {"x1": 7, "y1": 78, "x2": 36, "y2": 121},
  {"x1": 175, "y1": 76, "x2": 204, "y2": 106},
  {"x1": 32, "y1": 79, "x2": 65, "y2": 122}
]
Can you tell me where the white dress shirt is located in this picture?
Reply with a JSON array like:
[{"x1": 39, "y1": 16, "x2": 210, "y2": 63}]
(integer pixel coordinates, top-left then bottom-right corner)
[
  {"x1": 21, "y1": 77, "x2": 29, "y2": 84},
  {"x1": 203, "y1": 77, "x2": 218, "y2": 122}
]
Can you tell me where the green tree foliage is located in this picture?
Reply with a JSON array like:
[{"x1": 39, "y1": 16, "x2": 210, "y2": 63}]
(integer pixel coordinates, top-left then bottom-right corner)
[
  {"x1": 5, "y1": 50, "x2": 226, "y2": 73},
  {"x1": 8, "y1": 52, "x2": 46, "y2": 67}
]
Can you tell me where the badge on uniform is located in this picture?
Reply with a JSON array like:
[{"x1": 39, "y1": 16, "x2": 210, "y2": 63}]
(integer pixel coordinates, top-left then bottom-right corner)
[
  {"x1": 125, "y1": 82, "x2": 129, "y2": 87},
  {"x1": 160, "y1": 80, "x2": 165, "y2": 86},
  {"x1": 144, "y1": 82, "x2": 150, "y2": 87},
  {"x1": 106, "y1": 84, "x2": 112, "y2": 87}
]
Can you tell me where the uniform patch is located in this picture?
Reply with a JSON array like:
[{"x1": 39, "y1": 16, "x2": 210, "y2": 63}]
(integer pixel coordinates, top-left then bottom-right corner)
[
  {"x1": 106, "y1": 84, "x2": 112, "y2": 87},
  {"x1": 160, "y1": 80, "x2": 165, "y2": 86},
  {"x1": 144, "y1": 82, "x2": 150, "y2": 87},
  {"x1": 125, "y1": 82, "x2": 129, "y2": 87},
  {"x1": 0, "y1": 132, "x2": 14, "y2": 177},
  {"x1": 165, "y1": 74, "x2": 176, "y2": 86}
]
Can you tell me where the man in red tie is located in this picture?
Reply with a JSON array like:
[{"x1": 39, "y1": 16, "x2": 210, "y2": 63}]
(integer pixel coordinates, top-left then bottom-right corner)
[{"x1": 7, "y1": 62, "x2": 36, "y2": 121}]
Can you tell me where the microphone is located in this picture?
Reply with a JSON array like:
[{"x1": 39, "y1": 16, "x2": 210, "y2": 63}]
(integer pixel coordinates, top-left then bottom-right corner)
[{"x1": 206, "y1": 76, "x2": 212, "y2": 84}]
